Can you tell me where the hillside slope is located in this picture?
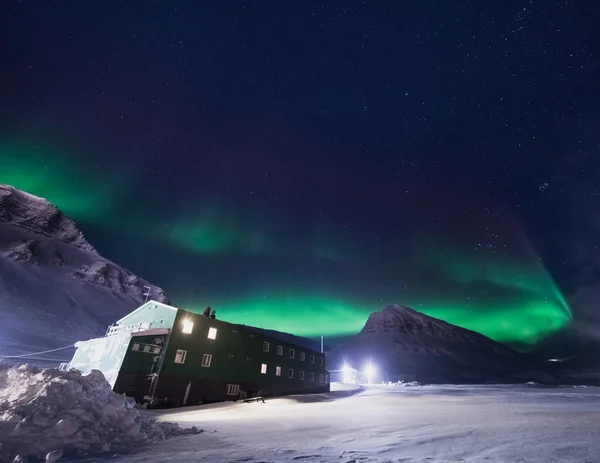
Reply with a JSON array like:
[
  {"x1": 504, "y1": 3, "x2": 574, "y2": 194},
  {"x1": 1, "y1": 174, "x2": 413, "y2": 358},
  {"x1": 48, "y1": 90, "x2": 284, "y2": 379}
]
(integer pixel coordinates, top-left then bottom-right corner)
[{"x1": 0, "y1": 184, "x2": 168, "y2": 363}]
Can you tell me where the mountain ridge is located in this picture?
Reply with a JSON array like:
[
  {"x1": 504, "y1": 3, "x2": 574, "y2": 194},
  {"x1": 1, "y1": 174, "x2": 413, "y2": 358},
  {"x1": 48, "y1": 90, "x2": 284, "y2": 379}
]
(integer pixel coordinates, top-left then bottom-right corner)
[{"x1": 327, "y1": 304, "x2": 552, "y2": 384}]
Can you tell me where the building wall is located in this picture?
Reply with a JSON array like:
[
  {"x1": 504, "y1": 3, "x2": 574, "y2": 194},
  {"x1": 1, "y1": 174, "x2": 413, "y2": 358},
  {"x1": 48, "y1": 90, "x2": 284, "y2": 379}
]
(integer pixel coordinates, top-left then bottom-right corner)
[
  {"x1": 114, "y1": 332, "x2": 169, "y2": 400},
  {"x1": 70, "y1": 332, "x2": 130, "y2": 387},
  {"x1": 154, "y1": 309, "x2": 330, "y2": 405}
]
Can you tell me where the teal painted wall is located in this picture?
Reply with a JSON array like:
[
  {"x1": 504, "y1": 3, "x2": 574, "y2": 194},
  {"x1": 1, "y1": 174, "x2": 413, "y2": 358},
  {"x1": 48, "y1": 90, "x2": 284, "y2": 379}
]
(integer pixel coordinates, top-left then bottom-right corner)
[{"x1": 70, "y1": 332, "x2": 130, "y2": 387}]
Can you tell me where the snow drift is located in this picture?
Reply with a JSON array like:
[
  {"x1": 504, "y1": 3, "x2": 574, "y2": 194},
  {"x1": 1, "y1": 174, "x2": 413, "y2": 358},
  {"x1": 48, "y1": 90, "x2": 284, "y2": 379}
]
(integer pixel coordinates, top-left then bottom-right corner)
[{"x1": 0, "y1": 364, "x2": 201, "y2": 462}]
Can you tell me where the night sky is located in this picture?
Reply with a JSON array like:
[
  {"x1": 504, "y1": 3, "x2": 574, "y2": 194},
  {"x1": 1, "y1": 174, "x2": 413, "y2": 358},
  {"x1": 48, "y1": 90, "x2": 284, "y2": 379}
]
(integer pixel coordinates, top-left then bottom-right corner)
[{"x1": 2, "y1": 1, "x2": 599, "y2": 350}]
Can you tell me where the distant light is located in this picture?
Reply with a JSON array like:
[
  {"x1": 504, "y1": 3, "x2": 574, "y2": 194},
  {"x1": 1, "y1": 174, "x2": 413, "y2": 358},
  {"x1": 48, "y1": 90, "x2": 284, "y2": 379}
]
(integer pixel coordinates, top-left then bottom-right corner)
[
  {"x1": 342, "y1": 363, "x2": 351, "y2": 373},
  {"x1": 547, "y1": 358, "x2": 562, "y2": 362},
  {"x1": 364, "y1": 362, "x2": 376, "y2": 383}
]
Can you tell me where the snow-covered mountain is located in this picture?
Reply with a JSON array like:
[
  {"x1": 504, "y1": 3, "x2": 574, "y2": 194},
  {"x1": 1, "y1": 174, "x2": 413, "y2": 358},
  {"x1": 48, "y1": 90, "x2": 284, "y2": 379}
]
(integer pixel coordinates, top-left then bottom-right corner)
[
  {"x1": 0, "y1": 184, "x2": 169, "y2": 362},
  {"x1": 327, "y1": 304, "x2": 552, "y2": 383}
]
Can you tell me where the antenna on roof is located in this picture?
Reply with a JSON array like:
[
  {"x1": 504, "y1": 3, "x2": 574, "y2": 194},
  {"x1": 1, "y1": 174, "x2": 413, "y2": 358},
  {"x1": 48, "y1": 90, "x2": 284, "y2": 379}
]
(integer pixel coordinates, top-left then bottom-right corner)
[{"x1": 143, "y1": 286, "x2": 151, "y2": 304}]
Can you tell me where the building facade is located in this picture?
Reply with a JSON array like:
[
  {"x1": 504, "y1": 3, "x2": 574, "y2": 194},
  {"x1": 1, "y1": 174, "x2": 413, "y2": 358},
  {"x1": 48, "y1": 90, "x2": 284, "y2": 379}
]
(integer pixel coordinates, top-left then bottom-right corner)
[{"x1": 68, "y1": 301, "x2": 330, "y2": 406}]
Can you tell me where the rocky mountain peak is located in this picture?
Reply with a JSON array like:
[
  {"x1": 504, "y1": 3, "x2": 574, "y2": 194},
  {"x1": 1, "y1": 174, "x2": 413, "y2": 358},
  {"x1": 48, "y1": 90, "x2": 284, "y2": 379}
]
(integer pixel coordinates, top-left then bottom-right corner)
[
  {"x1": 0, "y1": 184, "x2": 96, "y2": 253},
  {"x1": 360, "y1": 304, "x2": 458, "y2": 337}
]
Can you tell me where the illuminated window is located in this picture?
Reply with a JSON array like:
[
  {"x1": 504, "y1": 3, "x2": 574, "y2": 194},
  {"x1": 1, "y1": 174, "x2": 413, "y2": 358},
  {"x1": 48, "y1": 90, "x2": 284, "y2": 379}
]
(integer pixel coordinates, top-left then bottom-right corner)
[
  {"x1": 182, "y1": 320, "x2": 194, "y2": 334},
  {"x1": 174, "y1": 349, "x2": 187, "y2": 364},
  {"x1": 226, "y1": 384, "x2": 240, "y2": 395},
  {"x1": 276, "y1": 366, "x2": 282, "y2": 376},
  {"x1": 290, "y1": 348, "x2": 295, "y2": 359},
  {"x1": 276, "y1": 345, "x2": 283, "y2": 355},
  {"x1": 288, "y1": 368, "x2": 294, "y2": 379},
  {"x1": 261, "y1": 363, "x2": 267, "y2": 374},
  {"x1": 310, "y1": 355, "x2": 315, "y2": 364},
  {"x1": 207, "y1": 327, "x2": 217, "y2": 339},
  {"x1": 153, "y1": 347, "x2": 161, "y2": 354},
  {"x1": 299, "y1": 371, "x2": 304, "y2": 380},
  {"x1": 309, "y1": 372, "x2": 314, "y2": 382},
  {"x1": 263, "y1": 341, "x2": 270, "y2": 352},
  {"x1": 132, "y1": 343, "x2": 140, "y2": 351},
  {"x1": 201, "y1": 353, "x2": 212, "y2": 367},
  {"x1": 300, "y1": 352, "x2": 305, "y2": 361},
  {"x1": 319, "y1": 374, "x2": 323, "y2": 384}
]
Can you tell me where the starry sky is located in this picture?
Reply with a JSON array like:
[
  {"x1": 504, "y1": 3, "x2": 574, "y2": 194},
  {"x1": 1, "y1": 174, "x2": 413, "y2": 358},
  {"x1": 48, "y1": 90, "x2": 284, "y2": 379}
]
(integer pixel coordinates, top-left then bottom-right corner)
[{"x1": 2, "y1": 1, "x2": 599, "y2": 350}]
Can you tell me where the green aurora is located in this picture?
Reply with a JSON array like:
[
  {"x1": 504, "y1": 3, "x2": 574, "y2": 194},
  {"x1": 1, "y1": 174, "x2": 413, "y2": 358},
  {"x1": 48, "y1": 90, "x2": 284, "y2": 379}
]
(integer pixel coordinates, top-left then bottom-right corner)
[{"x1": 0, "y1": 137, "x2": 572, "y2": 349}]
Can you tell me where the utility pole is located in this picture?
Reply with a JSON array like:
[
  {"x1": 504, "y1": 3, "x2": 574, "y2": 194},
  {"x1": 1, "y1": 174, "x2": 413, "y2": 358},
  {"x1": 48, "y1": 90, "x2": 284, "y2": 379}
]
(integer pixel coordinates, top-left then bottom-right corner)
[
  {"x1": 143, "y1": 286, "x2": 151, "y2": 304},
  {"x1": 320, "y1": 336, "x2": 324, "y2": 354}
]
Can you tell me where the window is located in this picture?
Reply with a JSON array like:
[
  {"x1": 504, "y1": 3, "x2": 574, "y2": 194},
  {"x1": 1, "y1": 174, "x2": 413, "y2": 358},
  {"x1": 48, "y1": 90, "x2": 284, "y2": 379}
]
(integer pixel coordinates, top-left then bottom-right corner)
[
  {"x1": 299, "y1": 371, "x2": 304, "y2": 380},
  {"x1": 226, "y1": 384, "x2": 240, "y2": 396},
  {"x1": 153, "y1": 347, "x2": 161, "y2": 354},
  {"x1": 310, "y1": 354, "x2": 315, "y2": 364},
  {"x1": 201, "y1": 353, "x2": 212, "y2": 367},
  {"x1": 288, "y1": 368, "x2": 294, "y2": 379},
  {"x1": 263, "y1": 341, "x2": 270, "y2": 352},
  {"x1": 276, "y1": 366, "x2": 282, "y2": 376},
  {"x1": 276, "y1": 345, "x2": 283, "y2": 356},
  {"x1": 132, "y1": 343, "x2": 140, "y2": 351},
  {"x1": 320, "y1": 356, "x2": 324, "y2": 366},
  {"x1": 319, "y1": 374, "x2": 324, "y2": 384},
  {"x1": 261, "y1": 363, "x2": 267, "y2": 374},
  {"x1": 207, "y1": 327, "x2": 217, "y2": 339},
  {"x1": 143, "y1": 345, "x2": 151, "y2": 353},
  {"x1": 290, "y1": 348, "x2": 295, "y2": 359},
  {"x1": 325, "y1": 374, "x2": 329, "y2": 383},
  {"x1": 300, "y1": 352, "x2": 305, "y2": 362},
  {"x1": 182, "y1": 320, "x2": 194, "y2": 334},
  {"x1": 174, "y1": 349, "x2": 187, "y2": 364},
  {"x1": 309, "y1": 372, "x2": 315, "y2": 382}
]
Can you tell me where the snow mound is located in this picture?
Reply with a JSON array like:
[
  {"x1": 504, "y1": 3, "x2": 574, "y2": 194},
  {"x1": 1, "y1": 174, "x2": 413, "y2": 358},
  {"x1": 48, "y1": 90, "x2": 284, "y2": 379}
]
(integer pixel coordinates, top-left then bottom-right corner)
[{"x1": 0, "y1": 364, "x2": 202, "y2": 462}]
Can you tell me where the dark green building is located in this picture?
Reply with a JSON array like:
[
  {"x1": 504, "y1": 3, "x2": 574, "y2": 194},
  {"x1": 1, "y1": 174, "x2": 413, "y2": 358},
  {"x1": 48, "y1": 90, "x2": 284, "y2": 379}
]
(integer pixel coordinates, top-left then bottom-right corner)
[{"x1": 68, "y1": 301, "x2": 330, "y2": 406}]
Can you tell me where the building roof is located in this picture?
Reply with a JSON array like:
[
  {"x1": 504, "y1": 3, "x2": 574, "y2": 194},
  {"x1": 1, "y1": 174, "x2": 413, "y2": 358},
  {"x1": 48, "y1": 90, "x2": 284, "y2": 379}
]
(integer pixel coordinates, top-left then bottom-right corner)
[
  {"x1": 235, "y1": 324, "x2": 322, "y2": 353},
  {"x1": 115, "y1": 300, "x2": 177, "y2": 325}
]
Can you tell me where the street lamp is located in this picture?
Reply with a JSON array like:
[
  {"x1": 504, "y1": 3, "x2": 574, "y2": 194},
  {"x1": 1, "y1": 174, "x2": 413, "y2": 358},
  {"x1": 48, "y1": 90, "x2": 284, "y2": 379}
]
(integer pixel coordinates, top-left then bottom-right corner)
[{"x1": 364, "y1": 362, "x2": 375, "y2": 384}]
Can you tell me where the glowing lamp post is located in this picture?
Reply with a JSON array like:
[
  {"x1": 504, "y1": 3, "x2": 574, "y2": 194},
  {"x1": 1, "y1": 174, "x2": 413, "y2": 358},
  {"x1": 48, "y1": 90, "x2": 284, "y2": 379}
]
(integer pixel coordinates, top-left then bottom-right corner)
[{"x1": 364, "y1": 362, "x2": 375, "y2": 385}]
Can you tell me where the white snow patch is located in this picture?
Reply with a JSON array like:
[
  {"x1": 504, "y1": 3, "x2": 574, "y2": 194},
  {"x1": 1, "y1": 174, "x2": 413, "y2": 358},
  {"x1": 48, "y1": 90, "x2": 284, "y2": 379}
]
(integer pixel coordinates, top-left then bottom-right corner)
[
  {"x1": 98, "y1": 384, "x2": 600, "y2": 463},
  {"x1": 0, "y1": 364, "x2": 201, "y2": 462}
]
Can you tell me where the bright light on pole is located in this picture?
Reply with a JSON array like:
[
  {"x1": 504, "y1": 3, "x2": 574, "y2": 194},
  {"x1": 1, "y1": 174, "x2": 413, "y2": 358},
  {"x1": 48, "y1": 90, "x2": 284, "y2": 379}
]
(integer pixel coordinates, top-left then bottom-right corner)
[{"x1": 364, "y1": 362, "x2": 375, "y2": 384}]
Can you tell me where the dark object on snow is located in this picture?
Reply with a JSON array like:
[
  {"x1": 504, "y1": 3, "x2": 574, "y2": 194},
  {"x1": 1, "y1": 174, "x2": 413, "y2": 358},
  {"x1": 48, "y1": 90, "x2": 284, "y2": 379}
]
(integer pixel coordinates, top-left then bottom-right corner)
[
  {"x1": 202, "y1": 306, "x2": 211, "y2": 317},
  {"x1": 210, "y1": 309, "x2": 216, "y2": 319},
  {"x1": 238, "y1": 389, "x2": 265, "y2": 403}
]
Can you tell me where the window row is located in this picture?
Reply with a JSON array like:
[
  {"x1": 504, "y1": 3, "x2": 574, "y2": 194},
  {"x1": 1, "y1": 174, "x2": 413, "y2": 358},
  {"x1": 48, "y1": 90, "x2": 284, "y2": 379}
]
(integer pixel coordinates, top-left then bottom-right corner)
[
  {"x1": 132, "y1": 343, "x2": 161, "y2": 354},
  {"x1": 181, "y1": 320, "x2": 217, "y2": 340},
  {"x1": 173, "y1": 350, "x2": 327, "y2": 385},
  {"x1": 174, "y1": 349, "x2": 212, "y2": 367},
  {"x1": 263, "y1": 342, "x2": 324, "y2": 365},
  {"x1": 262, "y1": 363, "x2": 327, "y2": 383}
]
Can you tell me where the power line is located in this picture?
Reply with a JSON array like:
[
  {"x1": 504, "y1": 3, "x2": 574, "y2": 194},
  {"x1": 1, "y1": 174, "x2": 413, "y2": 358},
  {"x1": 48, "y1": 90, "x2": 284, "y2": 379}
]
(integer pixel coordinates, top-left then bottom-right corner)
[{"x1": 0, "y1": 344, "x2": 75, "y2": 360}]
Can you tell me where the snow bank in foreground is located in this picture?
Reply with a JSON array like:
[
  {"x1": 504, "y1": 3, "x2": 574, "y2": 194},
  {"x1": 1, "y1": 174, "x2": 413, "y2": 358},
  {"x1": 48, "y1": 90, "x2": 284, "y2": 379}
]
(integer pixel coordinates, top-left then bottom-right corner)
[{"x1": 0, "y1": 364, "x2": 201, "y2": 462}]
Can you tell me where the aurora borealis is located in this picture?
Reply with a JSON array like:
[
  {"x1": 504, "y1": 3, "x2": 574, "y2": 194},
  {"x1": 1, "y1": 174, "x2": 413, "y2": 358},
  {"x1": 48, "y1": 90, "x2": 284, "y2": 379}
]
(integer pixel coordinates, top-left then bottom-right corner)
[{"x1": 2, "y1": 1, "x2": 599, "y2": 351}]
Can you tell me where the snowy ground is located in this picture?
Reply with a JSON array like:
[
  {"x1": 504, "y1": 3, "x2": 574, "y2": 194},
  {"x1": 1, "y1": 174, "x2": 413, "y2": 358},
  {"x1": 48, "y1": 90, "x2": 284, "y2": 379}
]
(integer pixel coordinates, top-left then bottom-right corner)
[{"x1": 82, "y1": 383, "x2": 600, "y2": 463}]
